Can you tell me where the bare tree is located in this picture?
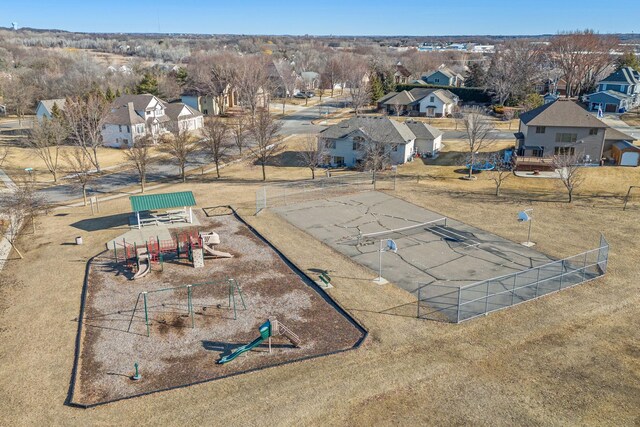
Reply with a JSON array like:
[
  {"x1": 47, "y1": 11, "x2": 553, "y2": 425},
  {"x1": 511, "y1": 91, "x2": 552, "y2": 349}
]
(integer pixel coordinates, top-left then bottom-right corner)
[
  {"x1": 356, "y1": 117, "x2": 398, "y2": 185},
  {"x1": 461, "y1": 106, "x2": 496, "y2": 180},
  {"x1": 64, "y1": 146, "x2": 94, "y2": 205},
  {"x1": 548, "y1": 30, "x2": 618, "y2": 97},
  {"x1": 0, "y1": 178, "x2": 49, "y2": 259},
  {"x1": 248, "y1": 109, "x2": 283, "y2": 181},
  {"x1": 486, "y1": 154, "x2": 512, "y2": 196},
  {"x1": 0, "y1": 146, "x2": 9, "y2": 167},
  {"x1": 124, "y1": 134, "x2": 153, "y2": 192},
  {"x1": 553, "y1": 154, "x2": 585, "y2": 203},
  {"x1": 344, "y1": 58, "x2": 371, "y2": 114},
  {"x1": 26, "y1": 117, "x2": 68, "y2": 182},
  {"x1": 234, "y1": 55, "x2": 271, "y2": 119},
  {"x1": 201, "y1": 117, "x2": 231, "y2": 178},
  {"x1": 1, "y1": 71, "x2": 35, "y2": 127},
  {"x1": 161, "y1": 129, "x2": 197, "y2": 182},
  {"x1": 322, "y1": 55, "x2": 345, "y2": 98},
  {"x1": 298, "y1": 134, "x2": 328, "y2": 179},
  {"x1": 275, "y1": 60, "x2": 299, "y2": 114},
  {"x1": 187, "y1": 51, "x2": 238, "y2": 116},
  {"x1": 231, "y1": 114, "x2": 249, "y2": 155},
  {"x1": 64, "y1": 93, "x2": 109, "y2": 172}
]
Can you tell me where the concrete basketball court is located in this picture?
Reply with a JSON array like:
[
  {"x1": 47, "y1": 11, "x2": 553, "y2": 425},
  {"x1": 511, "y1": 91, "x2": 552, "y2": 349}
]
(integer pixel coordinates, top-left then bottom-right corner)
[{"x1": 273, "y1": 191, "x2": 555, "y2": 296}]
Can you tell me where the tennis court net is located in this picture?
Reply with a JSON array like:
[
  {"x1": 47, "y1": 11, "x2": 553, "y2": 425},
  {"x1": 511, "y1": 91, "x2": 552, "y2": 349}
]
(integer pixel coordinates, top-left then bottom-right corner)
[{"x1": 356, "y1": 217, "x2": 448, "y2": 245}]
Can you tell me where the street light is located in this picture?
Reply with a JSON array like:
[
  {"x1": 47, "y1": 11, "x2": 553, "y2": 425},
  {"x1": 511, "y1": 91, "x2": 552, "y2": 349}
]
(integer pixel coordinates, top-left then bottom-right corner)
[
  {"x1": 518, "y1": 208, "x2": 535, "y2": 247},
  {"x1": 373, "y1": 239, "x2": 397, "y2": 285}
]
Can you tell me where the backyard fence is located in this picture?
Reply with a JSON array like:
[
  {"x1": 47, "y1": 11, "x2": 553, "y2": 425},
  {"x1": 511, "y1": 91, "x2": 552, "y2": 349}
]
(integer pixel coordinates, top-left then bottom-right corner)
[
  {"x1": 417, "y1": 234, "x2": 609, "y2": 323},
  {"x1": 255, "y1": 171, "x2": 374, "y2": 214}
]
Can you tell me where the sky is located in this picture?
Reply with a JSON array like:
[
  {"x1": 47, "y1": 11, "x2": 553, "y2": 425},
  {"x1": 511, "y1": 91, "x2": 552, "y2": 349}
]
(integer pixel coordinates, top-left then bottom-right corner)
[{"x1": 3, "y1": 0, "x2": 639, "y2": 36}]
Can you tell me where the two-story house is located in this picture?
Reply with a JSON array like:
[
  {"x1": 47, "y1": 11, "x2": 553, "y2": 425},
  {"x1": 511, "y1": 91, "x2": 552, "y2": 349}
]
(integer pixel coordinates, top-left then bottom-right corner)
[
  {"x1": 586, "y1": 67, "x2": 640, "y2": 113},
  {"x1": 181, "y1": 84, "x2": 238, "y2": 116},
  {"x1": 318, "y1": 116, "x2": 443, "y2": 168},
  {"x1": 378, "y1": 88, "x2": 458, "y2": 117},
  {"x1": 102, "y1": 94, "x2": 202, "y2": 147},
  {"x1": 514, "y1": 99, "x2": 635, "y2": 167},
  {"x1": 35, "y1": 98, "x2": 66, "y2": 121},
  {"x1": 393, "y1": 62, "x2": 413, "y2": 84},
  {"x1": 421, "y1": 65, "x2": 465, "y2": 87}
]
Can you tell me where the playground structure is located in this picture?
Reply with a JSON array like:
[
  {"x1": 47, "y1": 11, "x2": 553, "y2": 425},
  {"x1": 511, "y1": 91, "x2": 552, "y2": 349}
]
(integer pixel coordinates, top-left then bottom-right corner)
[
  {"x1": 199, "y1": 232, "x2": 233, "y2": 258},
  {"x1": 128, "y1": 278, "x2": 246, "y2": 337},
  {"x1": 218, "y1": 319, "x2": 301, "y2": 364},
  {"x1": 113, "y1": 230, "x2": 233, "y2": 279},
  {"x1": 465, "y1": 160, "x2": 495, "y2": 171}
]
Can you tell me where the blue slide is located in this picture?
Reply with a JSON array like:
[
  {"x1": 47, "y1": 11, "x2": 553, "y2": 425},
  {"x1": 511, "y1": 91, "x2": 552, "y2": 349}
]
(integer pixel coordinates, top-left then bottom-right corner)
[{"x1": 217, "y1": 320, "x2": 271, "y2": 364}]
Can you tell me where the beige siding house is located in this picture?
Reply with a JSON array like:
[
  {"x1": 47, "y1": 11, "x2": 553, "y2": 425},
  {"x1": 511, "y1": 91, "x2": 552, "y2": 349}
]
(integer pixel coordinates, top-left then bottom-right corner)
[{"x1": 514, "y1": 99, "x2": 635, "y2": 166}]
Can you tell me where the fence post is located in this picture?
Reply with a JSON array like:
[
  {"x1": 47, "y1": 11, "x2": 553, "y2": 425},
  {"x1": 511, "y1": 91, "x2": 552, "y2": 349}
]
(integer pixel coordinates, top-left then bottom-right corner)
[
  {"x1": 456, "y1": 287, "x2": 461, "y2": 323},
  {"x1": 582, "y1": 251, "x2": 588, "y2": 281},
  {"x1": 559, "y1": 260, "x2": 564, "y2": 290},
  {"x1": 143, "y1": 292, "x2": 150, "y2": 337},
  {"x1": 187, "y1": 285, "x2": 194, "y2": 328},
  {"x1": 511, "y1": 273, "x2": 517, "y2": 306},
  {"x1": 484, "y1": 281, "x2": 489, "y2": 315},
  {"x1": 417, "y1": 287, "x2": 421, "y2": 319},
  {"x1": 534, "y1": 266, "x2": 541, "y2": 298}
]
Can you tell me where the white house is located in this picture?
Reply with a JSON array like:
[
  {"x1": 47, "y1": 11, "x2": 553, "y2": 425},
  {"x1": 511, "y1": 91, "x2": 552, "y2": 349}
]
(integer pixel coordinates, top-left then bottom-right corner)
[
  {"x1": 102, "y1": 94, "x2": 202, "y2": 147},
  {"x1": 379, "y1": 88, "x2": 458, "y2": 117},
  {"x1": 318, "y1": 116, "x2": 442, "y2": 168},
  {"x1": 404, "y1": 120, "x2": 444, "y2": 156},
  {"x1": 35, "y1": 98, "x2": 66, "y2": 121}
]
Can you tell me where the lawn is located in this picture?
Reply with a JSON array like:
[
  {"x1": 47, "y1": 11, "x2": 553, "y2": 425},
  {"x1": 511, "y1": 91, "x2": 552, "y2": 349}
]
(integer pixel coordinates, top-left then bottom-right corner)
[{"x1": 0, "y1": 148, "x2": 638, "y2": 424}]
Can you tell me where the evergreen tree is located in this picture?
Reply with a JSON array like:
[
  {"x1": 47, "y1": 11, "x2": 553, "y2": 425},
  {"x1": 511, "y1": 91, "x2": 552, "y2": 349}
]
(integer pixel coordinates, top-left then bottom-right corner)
[
  {"x1": 465, "y1": 62, "x2": 487, "y2": 88},
  {"x1": 175, "y1": 67, "x2": 188, "y2": 87},
  {"x1": 369, "y1": 73, "x2": 385, "y2": 104},
  {"x1": 50, "y1": 102, "x2": 62, "y2": 119},
  {"x1": 616, "y1": 51, "x2": 640, "y2": 72},
  {"x1": 105, "y1": 87, "x2": 115, "y2": 101},
  {"x1": 135, "y1": 73, "x2": 160, "y2": 96},
  {"x1": 116, "y1": 88, "x2": 122, "y2": 97}
]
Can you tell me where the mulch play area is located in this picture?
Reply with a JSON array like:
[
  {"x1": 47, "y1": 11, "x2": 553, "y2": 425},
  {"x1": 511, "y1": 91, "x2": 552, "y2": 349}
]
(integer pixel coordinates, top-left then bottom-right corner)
[{"x1": 70, "y1": 210, "x2": 365, "y2": 407}]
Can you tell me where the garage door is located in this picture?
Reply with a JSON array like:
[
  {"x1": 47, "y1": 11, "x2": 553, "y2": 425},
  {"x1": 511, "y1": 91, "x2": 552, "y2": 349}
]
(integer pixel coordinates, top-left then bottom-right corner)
[
  {"x1": 605, "y1": 103, "x2": 618, "y2": 113},
  {"x1": 620, "y1": 151, "x2": 640, "y2": 166}
]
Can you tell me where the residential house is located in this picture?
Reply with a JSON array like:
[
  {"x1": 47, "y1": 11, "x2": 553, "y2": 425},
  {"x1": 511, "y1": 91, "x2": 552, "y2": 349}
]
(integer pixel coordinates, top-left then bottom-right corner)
[
  {"x1": 585, "y1": 67, "x2": 640, "y2": 113},
  {"x1": 318, "y1": 116, "x2": 443, "y2": 167},
  {"x1": 102, "y1": 94, "x2": 203, "y2": 147},
  {"x1": 164, "y1": 103, "x2": 204, "y2": 133},
  {"x1": 404, "y1": 120, "x2": 444, "y2": 156},
  {"x1": 379, "y1": 87, "x2": 458, "y2": 117},
  {"x1": 35, "y1": 98, "x2": 66, "y2": 121},
  {"x1": 181, "y1": 84, "x2": 238, "y2": 116},
  {"x1": 300, "y1": 71, "x2": 320, "y2": 90},
  {"x1": 393, "y1": 62, "x2": 413, "y2": 85},
  {"x1": 534, "y1": 77, "x2": 567, "y2": 97},
  {"x1": 421, "y1": 65, "x2": 465, "y2": 87},
  {"x1": 513, "y1": 99, "x2": 635, "y2": 168}
]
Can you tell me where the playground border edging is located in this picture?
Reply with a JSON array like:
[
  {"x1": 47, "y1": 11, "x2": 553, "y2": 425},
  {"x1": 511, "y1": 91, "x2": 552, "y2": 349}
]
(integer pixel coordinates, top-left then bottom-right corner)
[{"x1": 65, "y1": 205, "x2": 368, "y2": 409}]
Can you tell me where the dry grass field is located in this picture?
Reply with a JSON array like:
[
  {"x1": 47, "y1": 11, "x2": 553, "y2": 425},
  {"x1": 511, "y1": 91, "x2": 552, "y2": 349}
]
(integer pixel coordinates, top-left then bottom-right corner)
[{"x1": 0, "y1": 150, "x2": 639, "y2": 425}]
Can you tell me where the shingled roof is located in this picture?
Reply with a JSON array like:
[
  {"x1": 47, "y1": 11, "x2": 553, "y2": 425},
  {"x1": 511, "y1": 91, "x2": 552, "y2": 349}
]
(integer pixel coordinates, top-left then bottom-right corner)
[
  {"x1": 405, "y1": 120, "x2": 444, "y2": 139},
  {"x1": 600, "y1": 66, "x2": 640, "y2": 84},
  {"x1": 105, "y1": 102, "x2": 145, "y2": 126},
  {"x1": 519, "y1": 99, "x2": 607, "y2": 128},
  {"x1": 321, "y1": 116, "x2": 432, "y2": 144}
]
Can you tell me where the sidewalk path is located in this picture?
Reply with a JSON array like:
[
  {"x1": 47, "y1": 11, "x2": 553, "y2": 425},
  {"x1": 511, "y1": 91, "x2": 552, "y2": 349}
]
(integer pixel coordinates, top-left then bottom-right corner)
[{"x1": 0, "y1": 168, "x2": 19, "y2": 272}]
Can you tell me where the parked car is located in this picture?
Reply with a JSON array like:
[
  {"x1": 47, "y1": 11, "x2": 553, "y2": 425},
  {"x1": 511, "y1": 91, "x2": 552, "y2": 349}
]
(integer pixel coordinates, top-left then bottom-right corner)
[
  {"x1": 294, "y1": 92, "x2": 308, "y2": 99},
  {"x1": 304, "y1": 91, "x2": 315, "y2": 98}
]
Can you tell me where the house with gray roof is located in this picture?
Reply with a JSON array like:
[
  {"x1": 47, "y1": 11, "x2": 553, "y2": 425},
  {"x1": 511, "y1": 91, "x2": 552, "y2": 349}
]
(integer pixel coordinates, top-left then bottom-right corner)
[
  {"x1": 514, "y1": 99, "x2": 635, "y2": 166},
  {"x1": 585, "y1": 66, "x2": 640, "y2": 113},
  {"x1": 102, "y1": 94, "x2": 203, "y2": 147},
  {"x1": 319, "y1": 116, "x2": 443, "y2": 167},
  {"x1": 421, "y1": 65, "x2": 465, "y2": 87},
  {"x1": 378, "y1": 87, "x2": 458, "y2": 117},
  {"x1": 35, "y1": 98, "x2": 66, "y2": 121}
]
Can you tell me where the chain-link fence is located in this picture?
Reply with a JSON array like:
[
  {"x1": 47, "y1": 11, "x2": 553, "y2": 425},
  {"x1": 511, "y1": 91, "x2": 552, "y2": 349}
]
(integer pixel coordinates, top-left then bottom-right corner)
[
  {"x1": 255, "y1": 171, "x2": 374, "y2": 214},
  {"x1": 417, "y1": 234, "x2": 609, "y2": 323}
]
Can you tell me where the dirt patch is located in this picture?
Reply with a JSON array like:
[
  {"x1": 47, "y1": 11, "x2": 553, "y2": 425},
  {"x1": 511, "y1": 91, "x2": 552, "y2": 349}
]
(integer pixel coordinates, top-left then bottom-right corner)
[{"x1": 71, "y1": 213, "x2": 364, "y2": 406}]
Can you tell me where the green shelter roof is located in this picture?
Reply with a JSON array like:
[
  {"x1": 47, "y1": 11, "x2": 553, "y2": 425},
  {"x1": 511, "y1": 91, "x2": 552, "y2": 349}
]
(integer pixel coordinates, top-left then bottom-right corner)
[{"x1": 129, "y1": 191, "x2": 196, "y2": 212}]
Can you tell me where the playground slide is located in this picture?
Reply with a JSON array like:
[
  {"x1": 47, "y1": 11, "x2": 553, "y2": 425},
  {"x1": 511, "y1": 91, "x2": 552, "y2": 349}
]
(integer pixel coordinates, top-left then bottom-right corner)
[
  {"x1": 217, "y1": 336, "x2": 265, "y2": 364},
  {"x1": 132, "y1": 257, "x2": 150, "y2": 280},
  {"x1": 203, "y1": 244, "x2": 233, "y2": 258}
]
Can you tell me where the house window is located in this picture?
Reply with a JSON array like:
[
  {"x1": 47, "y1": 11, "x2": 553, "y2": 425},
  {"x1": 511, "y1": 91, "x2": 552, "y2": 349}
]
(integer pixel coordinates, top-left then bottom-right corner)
[
  {"x1": 554, "y1": 146, "x2": 575, "y2": 155},
  {"x1": 535, "y1": 126, "x2": 546, "y2": 134},
  {"x1": 352, "y1": 142, "x2": 361, "y2": 151},
  {"x1": 555, "y1": 133, "x2": 577, "y2": 143},
  {"x1": 325, "y1": 140, "x2": 336, "y2": 149},
  {"x1": 589, "y1": 128, "x2": 598, "y2": 135},
  {"x1": 334, "y1": 156, "x2": 345, "y2": 166},
  {"x1": 434, "y1": 78, "x2": 439, "y2": 83},
  {"x1": 392, "y1": 145, "x2": 398, "y2": 152},
  {"x1": 532, "y1": 148, "x2": 544, "y2": 157},
  {"x1": 126, "y1": 125, "x2": 130, "y2": 133},
  {"x1": 119, "y1": 125, "x2": 122, "y2": 132},
  {"x1": 430, "y1": 96, "x2": 435, "y2": 102}
]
